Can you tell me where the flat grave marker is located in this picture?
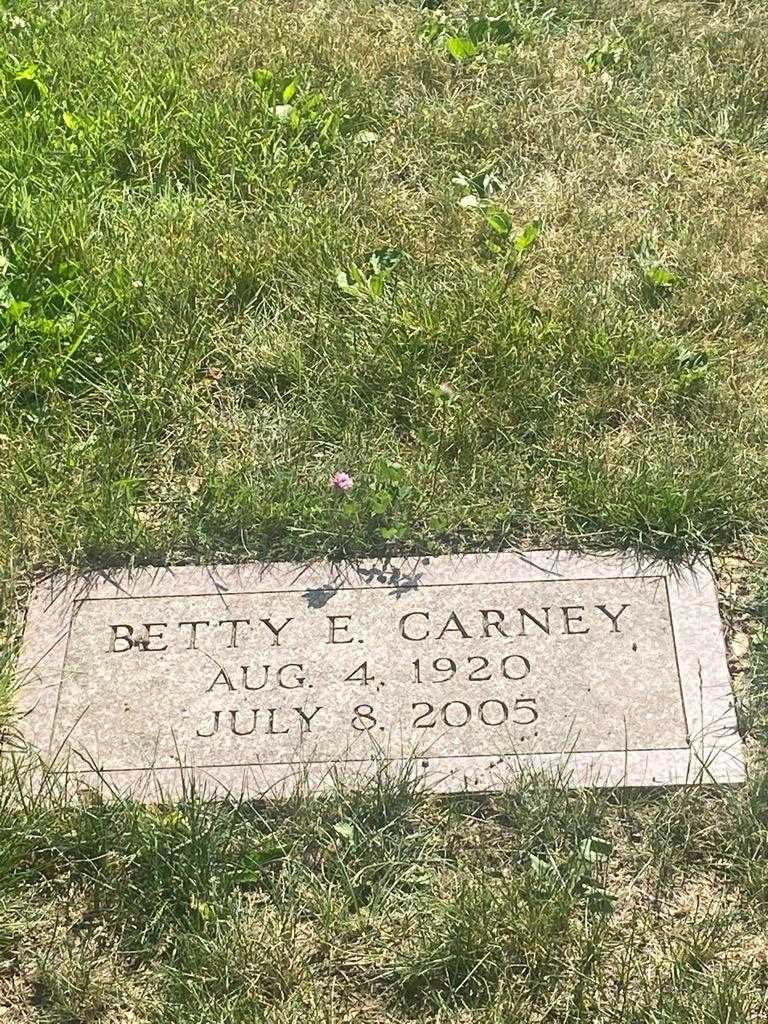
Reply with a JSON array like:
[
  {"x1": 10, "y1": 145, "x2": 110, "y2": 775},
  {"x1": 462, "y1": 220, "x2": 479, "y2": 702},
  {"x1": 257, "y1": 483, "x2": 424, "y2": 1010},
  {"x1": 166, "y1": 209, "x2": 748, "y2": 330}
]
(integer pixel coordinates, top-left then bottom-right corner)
[{"x1": 15, "y1": 551, "x2": 744, "y2": 798}]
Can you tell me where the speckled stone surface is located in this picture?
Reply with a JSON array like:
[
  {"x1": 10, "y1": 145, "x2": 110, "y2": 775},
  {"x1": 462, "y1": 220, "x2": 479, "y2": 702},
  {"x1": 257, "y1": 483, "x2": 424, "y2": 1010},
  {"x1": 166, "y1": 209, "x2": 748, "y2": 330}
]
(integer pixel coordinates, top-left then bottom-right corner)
[{"x1": 14, "y1": 551, "x2": 744, "y2": 799}]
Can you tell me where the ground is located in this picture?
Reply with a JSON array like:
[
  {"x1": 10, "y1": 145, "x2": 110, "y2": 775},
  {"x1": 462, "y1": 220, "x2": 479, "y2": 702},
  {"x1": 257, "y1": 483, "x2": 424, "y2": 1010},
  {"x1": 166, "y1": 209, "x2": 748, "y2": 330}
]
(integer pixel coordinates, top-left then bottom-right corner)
[{"x1": 1, "y1": 0, "x2": 768, "y2": 1020}]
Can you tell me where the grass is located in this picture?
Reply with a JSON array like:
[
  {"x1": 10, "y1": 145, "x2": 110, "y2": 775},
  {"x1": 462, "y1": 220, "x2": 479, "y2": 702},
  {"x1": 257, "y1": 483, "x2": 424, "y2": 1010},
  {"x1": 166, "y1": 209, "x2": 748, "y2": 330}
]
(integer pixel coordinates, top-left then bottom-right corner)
[
  {"x1": 2, "y1": 0, "x2": 768, "y2": 1019},
  {"x1": 3, "y1": 766, "x2": 768, "y2": 1021}
]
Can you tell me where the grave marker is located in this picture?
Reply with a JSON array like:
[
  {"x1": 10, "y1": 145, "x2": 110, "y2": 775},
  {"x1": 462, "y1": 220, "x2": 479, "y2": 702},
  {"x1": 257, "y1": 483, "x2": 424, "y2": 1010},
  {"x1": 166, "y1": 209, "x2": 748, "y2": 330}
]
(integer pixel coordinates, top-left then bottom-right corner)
[{"x1": 15, "y1": 551, "x2": 744, "y2": 798}]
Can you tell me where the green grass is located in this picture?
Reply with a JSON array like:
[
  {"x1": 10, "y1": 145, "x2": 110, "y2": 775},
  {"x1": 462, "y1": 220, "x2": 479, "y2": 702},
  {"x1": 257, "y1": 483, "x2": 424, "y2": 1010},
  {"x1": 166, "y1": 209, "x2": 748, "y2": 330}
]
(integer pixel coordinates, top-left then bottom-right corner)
[
  {"x1": 2, "y1": 0, "x2": 768, "y2": 1019},
  {"x1": 3, "y1": 765, "x2": 768, "y2": 1021},
  {"x1": 2, "y1": 0, "x2": 768, "y2": 581}
]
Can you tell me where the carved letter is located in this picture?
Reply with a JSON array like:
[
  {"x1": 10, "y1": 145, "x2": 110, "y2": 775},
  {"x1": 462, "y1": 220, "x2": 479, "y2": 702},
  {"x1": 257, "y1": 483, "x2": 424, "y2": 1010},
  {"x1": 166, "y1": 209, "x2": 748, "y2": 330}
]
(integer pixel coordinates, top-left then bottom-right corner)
[
  {"x1": 260, "y1": 617, "x2": 293, "y2": 646},
  {"x1": 243, "y1": 665, "x2": 268, "y2": 691},
  {"x1": 400, "y1": 612, "x2": 430, "y2": 641},
  {"x1": 196, "y1": 710, "x2": 220, "y2": 737},
  {"x1": 481, "y1": 609, "x2": 508, "y2": 638},
  {"x1": 436, "y1": 612, "x2": 471, "y2": 641},
  {"x1": 207, "y1": 668, "x2": 235, "y2": 692},
  {"x1": 278, "y1": 664, "x2": 305, "y2": 689},
  {"x1": 108, "y1": 624, "x2": 133, "y2": 653},
  {"x1": 561, "y1": 606, "x2": 589, "y2": 635},
  {"x1": 143, "y1": 623, "x2": 168, "y2": 652},
  {"x1": 295, "y1": 706, "x2": 323, "y2": 732},
  {"x1": 229, "y1": 709, "x2": 258, "y2": 736},
  {"x1": 596, "y1": 603, "x2": 630, "y2": 632},
  {"x1": 518, "y1": 608, "x2": 550, "y2": 636},
  {"x1": 219, "y1": 619, "x2": 251, "y2": 648},
  {"x1": 178, "y1": 620, "x2": 210, "y2": 650},
  {"x1": 327, "y1": 615, "x2": 354, "y2": 644},
  {"x1": 266, "y1": 708, "x2": 289, "y2": 734}
]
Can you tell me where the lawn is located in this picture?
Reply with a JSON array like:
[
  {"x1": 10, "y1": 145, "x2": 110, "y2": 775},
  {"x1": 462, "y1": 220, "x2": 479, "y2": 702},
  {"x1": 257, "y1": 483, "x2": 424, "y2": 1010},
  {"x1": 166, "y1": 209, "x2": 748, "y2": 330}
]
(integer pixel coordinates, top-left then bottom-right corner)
[{"x1": 2, "y1": 0, "x2": 768, "y2": 1019}]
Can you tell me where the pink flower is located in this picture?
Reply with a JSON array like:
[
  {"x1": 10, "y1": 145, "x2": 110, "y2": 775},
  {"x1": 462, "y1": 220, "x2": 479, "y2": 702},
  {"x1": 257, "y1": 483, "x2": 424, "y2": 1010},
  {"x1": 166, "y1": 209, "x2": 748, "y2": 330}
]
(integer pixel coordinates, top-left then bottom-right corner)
[{"x1": 330, "y1": 470, "x2": 354, "y2": 493}]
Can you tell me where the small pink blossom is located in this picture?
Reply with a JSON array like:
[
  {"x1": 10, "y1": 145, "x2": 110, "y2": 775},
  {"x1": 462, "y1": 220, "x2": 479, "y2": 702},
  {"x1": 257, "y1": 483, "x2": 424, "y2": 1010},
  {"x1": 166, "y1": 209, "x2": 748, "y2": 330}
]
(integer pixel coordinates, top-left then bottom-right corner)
[{"x1": 330, "y1": 470, "x2": 354, "y2": 493}]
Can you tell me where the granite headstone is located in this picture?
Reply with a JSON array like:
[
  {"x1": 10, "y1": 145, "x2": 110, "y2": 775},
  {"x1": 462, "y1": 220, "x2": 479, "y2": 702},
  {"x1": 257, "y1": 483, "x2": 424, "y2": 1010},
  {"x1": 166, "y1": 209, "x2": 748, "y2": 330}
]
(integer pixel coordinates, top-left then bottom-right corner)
[{"x1": 14, "y1": 551, "x2": 744, "y2": 798}]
